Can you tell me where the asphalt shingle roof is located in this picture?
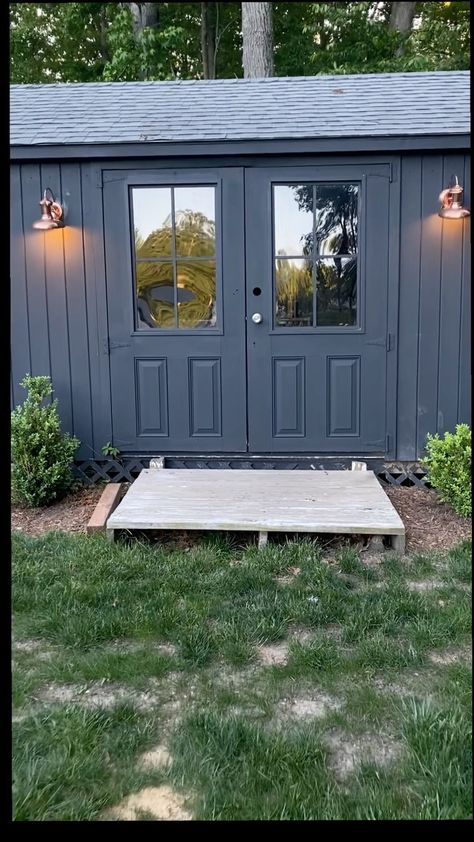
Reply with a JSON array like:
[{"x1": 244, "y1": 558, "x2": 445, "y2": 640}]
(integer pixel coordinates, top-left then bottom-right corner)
[{"x1": 10, "y1": 71, "x2": 469, "y2": 147}]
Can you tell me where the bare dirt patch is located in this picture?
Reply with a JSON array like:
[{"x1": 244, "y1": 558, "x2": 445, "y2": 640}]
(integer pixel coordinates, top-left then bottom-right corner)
[
  {"x1": 257, "y1": 642, "x2": 289, "y2": 666},
  {"x1": 13, "y1": 639, "x2": 44, "y2": 653},
  {"x1": 13, "y1": 639, "x2": 56, "y2": 661},
  {"x1": 102, "y1": 640, "x2": 178, "y2": 657},
  {"x1": 428, "y1": 646, "x2": 472, "y2": 666},
  {"x1": 36, "y1": 681, "x2": 163, "y2": 711},
  {"x1": 105, "y1": 786, "x2": 192, "y2": 821},
  {"x1": 279, "y1": 692, "x2": 343, "y2": 721},
  {"x1": 322, "y1": 729, "x2": 402, "y2": 780},
  {"x1": 407, "y1": 580, "x2": 444, "y2": 592},
  {"x1": 11, "y1": 486, "x2": 105, "y2": 536},
  {"x1": 384, "y1": 486, "x2": 471, "y2": 552},
  {"x1": 139, "y1": 745, "x2": 172, "y2": 771}
]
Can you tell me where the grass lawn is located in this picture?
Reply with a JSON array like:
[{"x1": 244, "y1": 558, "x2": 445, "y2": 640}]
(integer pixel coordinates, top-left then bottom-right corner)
[{"x1": 12, "y1": 532, "x2": 472, "y2": 821}]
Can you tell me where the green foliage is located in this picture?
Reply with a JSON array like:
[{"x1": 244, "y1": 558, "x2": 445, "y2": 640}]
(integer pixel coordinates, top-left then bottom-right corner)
[
  {"x1": 10, "y1": 2, "x2": 470, "y2": 85},
  {"x1": 11, "y1": 375, "x2": 80, "y2": 508},
  {"x1": 101, "y1": 441, "x2": 121, "y2": 459},
  {"x1": 422, "y1": 424, "x2": 471, "y2": 517}
]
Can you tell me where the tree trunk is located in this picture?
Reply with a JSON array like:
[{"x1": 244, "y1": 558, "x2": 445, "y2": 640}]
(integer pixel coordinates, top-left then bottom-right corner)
[
  {"x1": 201, "y1": 2, "x2": 216, "y2": 79},
  {"x1": 242, "y1": 2, "x2": 273, "y2": 78},
  {"x1": 98, "y1": 6, "x2": 111, "y2": 63},
  {"x1": 128, "y1": 3, "x2": 159, "y2": 37},
  {"x1": 389, "y1": 1, "x2": 416, "y2": 56}
]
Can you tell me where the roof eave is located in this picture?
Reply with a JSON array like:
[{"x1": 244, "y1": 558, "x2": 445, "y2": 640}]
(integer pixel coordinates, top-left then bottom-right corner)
[{"x1": 10, "y1": 133, "x2": 470, "y2": 161}]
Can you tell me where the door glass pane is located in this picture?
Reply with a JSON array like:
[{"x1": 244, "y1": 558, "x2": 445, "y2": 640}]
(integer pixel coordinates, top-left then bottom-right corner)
[
  {"x1": 275, "y1": 258, "x2": 313, "y2": 327},
  {"x1": 316, "y1": 257, "x2": 357, "y2": 326},
  {"x1": 132, "y1": 185, "x2": 218, "y2": 329},
  {"x1": 176, "y1": 260, "x2": 216, "y2": 328},
  {"x1": 136, "y1": 261, "x2": 176, "y2": 328},
  {"x1": 274, "y1": 181, "x2": 359, "y2": 328},
  {"x1": 132, "y1": 187, "x2": 172, "y2": 257},
  {"x1": 316, "y1": 184, "x2": 358, "y2": 255},
  {"x1": 174, "y1": 187, "x2": 216, "y2": 257},
  {"x1": 274, "y1": 185, "x2": 313, "y2": 257}
]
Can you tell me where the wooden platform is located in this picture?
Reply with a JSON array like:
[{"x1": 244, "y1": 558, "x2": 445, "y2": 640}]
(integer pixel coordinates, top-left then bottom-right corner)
[{"x1": 106, "y1": 469, "x2": 406, "y2": 552}]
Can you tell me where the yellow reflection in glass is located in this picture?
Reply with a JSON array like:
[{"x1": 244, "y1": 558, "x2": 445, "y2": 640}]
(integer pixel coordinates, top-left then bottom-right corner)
[
  {"x1": 275, "y1": 258, "x2": 313, "y2": 327},
  {"x1": 136, "y1": 262, "x2": 175, "y2": 328},
  {"x1": 177, "y1": 261, "x2": 216, "y2": 328}
]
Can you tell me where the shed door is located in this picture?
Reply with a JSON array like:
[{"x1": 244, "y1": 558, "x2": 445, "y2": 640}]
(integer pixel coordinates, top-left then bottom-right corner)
[
  {"x1": 103, "y1": 168, "x2": 247, "y2": 453},
  {"x1": 246, "y1": 165, "x2": 392, "y2": 453}
]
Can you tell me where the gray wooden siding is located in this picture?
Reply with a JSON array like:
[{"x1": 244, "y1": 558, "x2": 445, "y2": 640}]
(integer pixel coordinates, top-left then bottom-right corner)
[
  {"x1": 10, "y1": 152, "x2": 470, "y2": 461},
  {"x1": 10, "y1": 162, "x2": 112, "y2": 460},
  {"x1": 397, "y1": 152, "x2": 471, "y2": 460}
]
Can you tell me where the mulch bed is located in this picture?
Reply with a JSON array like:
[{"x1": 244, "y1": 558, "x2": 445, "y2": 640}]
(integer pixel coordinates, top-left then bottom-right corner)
[
  {"x1": 384, "y1": 485, "x2": 471, "y2": 553},
  {"x1": 11, "y1": 486, "x2": 104, "y2": 537},
  {"x1": 11, "y1": 480, "x2": 471, "y2": 553}
]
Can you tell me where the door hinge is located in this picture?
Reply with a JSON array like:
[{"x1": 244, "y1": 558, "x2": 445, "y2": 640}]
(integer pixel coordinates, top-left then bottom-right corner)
[
  {"x1": 103, "y1": 338, "x2": 132, "y2": 355},
  {"x1": 386, "y1": 433, "x2": 391, "y2": 452},
  {"x1": 387, "y1": 332, "x2": 395, "y2": 351}
]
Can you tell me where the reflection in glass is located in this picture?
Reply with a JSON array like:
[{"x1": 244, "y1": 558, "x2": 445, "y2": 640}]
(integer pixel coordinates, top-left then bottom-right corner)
[
  {"x1": 177, "y1": 261, "x2": 216, "y2": 327},
  {"x1": 274, "y1": 185, "x2": 313, "y2": 257},
  {"x1": 316, "y1": 183, "x2": 358, "y2": 255},
  {"x1": 131, "y1": 185, "x2": 217, "y2": 329},
  {"x1": 136, "y1": 261, "x2": 176, "y2": 328},
  {"x1": 275, "y1": 258, "x2": 313, "y2": 327},
  {"x1": 174, "y1": 187, "x2": 215, "y2": 258},
  {"x1": 133, "y1": 188, "x2": 172, "y2": 257},
  {"x1": 174, "y1": 196, "x2": 215, "y2": 257},
  {"x1": 316, "y1": 257, "x2": 357, "y2": 326}
]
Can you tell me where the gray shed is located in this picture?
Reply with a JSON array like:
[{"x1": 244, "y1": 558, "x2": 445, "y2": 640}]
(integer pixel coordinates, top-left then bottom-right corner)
[{"x1": 10, "y1": 71, "x2": 471, "y2": 478}]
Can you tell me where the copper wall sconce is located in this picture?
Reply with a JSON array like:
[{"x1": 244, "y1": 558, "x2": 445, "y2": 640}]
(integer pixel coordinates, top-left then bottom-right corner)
[
  {"x1": 33, "y1": 188, "x2": 65, "y2": 230},
  {"x1": 438, "y1": 175, "x2": 470, "y2": 220}
]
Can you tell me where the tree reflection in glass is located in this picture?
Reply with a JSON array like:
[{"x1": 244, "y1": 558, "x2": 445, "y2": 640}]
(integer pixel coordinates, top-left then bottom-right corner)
[
  {"x1": 273, "y1": 182, "x2": 358, "y2": 327},
  {"x1": 275, "y1": 258, "x2": 313, "y2": 326},
  {"x1": 132, "y1": 186, "x2": 216, "y2": 329}
]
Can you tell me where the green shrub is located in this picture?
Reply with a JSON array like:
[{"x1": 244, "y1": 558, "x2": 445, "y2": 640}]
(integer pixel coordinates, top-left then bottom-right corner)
[
  {"x1": 11, "y1": 375, "x2": 80, "y2": 507},
  {"x1": 422, "y1": 424, "x2": 471, "y2": 517}
]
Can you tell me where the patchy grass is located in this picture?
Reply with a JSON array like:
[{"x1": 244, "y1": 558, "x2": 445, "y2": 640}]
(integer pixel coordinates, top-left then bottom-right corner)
[{"x1": 12, "y1": 532, "x2": 472, "y2": 820}]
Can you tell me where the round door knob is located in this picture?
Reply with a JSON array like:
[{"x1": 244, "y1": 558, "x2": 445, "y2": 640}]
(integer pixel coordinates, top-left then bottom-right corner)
[{"x1": 252, "y1": 312, "x2": 263, "y2": 324}]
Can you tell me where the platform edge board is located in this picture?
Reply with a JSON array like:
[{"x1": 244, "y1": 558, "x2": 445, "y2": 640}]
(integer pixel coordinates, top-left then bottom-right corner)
[{"x1": 87, "y1": 483, "x2": 123, "y2": 534}]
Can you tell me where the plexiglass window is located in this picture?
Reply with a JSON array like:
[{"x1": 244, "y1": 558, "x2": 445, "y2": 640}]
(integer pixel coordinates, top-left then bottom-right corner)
[
  {"x1": 274, "y1": 183, "x2": 359, "y2": 327},
  {"x1": 132, "y1": 186, "x2": 217, "y2": 329}
]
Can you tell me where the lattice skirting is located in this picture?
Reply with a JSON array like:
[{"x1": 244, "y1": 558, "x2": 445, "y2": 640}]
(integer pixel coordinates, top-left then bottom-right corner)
[{"x1": 73, "y1": 457, "x2": 430, "y2": 488}]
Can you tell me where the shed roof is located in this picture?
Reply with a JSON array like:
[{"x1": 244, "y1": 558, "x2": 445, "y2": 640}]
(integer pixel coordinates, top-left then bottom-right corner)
[{"x1": 10, "y1": 71, "x2": 469, "y2": 147}]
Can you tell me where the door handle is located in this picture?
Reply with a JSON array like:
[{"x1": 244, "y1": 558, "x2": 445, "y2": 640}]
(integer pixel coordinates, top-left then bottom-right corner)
[{"x1": 251, "y1": 313, "x2": 263, "y2": 324}]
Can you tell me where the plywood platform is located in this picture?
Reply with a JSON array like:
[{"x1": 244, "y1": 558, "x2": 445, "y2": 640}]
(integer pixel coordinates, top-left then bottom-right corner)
[{"x1": 106, "y1": 469, "x2": 406, "y2": 552}]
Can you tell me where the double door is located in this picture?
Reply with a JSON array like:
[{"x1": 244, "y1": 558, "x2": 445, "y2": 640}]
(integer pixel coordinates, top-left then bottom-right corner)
[{"x1": 104, "y1": 163, "x2": 392, "y2": 454}]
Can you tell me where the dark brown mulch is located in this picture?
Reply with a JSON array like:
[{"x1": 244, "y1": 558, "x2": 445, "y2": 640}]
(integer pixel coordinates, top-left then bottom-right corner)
[
  {"x1": 384, "y1": 485, "x2": 471, "y2": 553},
  {"x1": 10, "y1": 480, "x2": 471, "y2": 554},
  {"x1": 11, "y1": 486, "x2": 105, "y2": 537}
]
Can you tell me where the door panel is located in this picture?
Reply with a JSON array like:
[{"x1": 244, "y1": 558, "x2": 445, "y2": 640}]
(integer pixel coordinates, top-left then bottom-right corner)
[
  {"x1": 103, "y1": 168, "x2": 246, "y2": 452},
  {"x1": 246, "y1": 165, "x2": 392, "y2": 453}
]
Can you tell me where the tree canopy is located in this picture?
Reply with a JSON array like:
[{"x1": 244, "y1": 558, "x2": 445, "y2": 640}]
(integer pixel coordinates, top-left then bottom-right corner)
[{"x1": 10, "y1": 2, "x2": 470, "y2": 84}]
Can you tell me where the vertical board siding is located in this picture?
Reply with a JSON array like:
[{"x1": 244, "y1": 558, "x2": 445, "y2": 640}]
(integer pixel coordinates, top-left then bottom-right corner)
[
  {"x1": 10, "y1": 166, "x2": 31, "y2": 408},
  {"x1": 80, "y1": 163, "x2": 113, "y2": 451},
  {"x1": 397, "y1": 152, "x2": 471, "y2": 460},
  {"x1": 60, "y1": 163, "x2": 94, "y2": 459},
  {"x1": 41, "y1": 162, "x2": 73, "y2": 432},
  {"x1": 10, "y1": 163, "x2": 101, "y2": 456},
  {"x1": 416, "y1": 155, "x2": 444, "y2": 456},
  {"x1": 10, "y1": 151, "x2": 470, "y2": 462},
  {"x1": 436, "y1": 154, "x2": 465, "y2": 436},
  {"x1": 20, "y1": 164, "x2": 51, "y2": 382},
  {"x1": 458, "y1": 155, "x2": 471, "y2": 425},
  {"x1": 396, "y1": 157, "x2": 422, "y2": 460}
]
